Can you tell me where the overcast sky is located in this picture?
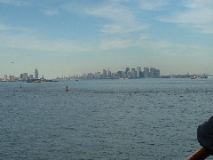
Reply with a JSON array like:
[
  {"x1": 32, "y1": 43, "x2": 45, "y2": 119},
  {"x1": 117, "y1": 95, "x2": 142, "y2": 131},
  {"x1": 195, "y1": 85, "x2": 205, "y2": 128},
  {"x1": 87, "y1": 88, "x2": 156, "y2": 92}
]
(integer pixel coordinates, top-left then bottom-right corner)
[{"x1": 0, "y1": 0, "x2": 213, "y2": 78}]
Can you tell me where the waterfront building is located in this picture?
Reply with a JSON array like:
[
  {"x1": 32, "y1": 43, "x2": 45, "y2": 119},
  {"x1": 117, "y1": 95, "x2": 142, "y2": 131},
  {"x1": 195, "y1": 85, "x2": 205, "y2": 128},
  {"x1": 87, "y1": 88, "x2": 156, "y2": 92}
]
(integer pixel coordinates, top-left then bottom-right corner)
[
  {"x1": 125, "y1": 67, "x2": 130, "y2": 75},
  {"x1": 9, "y1": 75, "x2": 15, "y2": 81},
  {"x1": 102, "y1": 69, "x2": 107, "y2": 78},
  {"x1": 4, "y1": 75, "x2": 8, "y2": 80},
  {"x1": 107, "y1": 69, "x2": 111, "y2": 78},
  {"x1": 111, "y1": 73, "x2": 119, "y2": 79},
  {"x1": 23, "y1": 73, "x2": 28, "y2": 80},
  {"x1": 154, "y1": 69, "x2": 160, "y2": 77},
  {"x1": 87, "y1": 73, "x2": 94, "y2": 79},
  {"x1": 117, "y1": 71, "x2": 122, "y2": 78},
  {"x1": 144, "y1": 67, "x2": 149, "y2": 78},
  {"x1": 150, "y1": 68, "x2": 160, "y2": 78},
  {"x1": 20, "y1": 73, "x2": 28, "y2": 80},
  {"x1": 150, "y1": 68, "x2": 155, "y2": 78},
  {"x1": 35, "y1": 69, "x2": 39, "y2": 79},
  {"x1": 69, "y1": 65, "x2": 160, "y2": 80},
  {"x1": 126, "y1": 71, "x2": 131, "y2": 79},
  {"x1": 20, "y1": 74, "x2": 22, "y2": 80},
  {"x1": 29, "y1": 74, "x2": 34, "y2": 79},
  {"x1": 137, "y1": 66, "x2": 142, "y2": 78},
  {"x1": 131, "y1": 68, "x2": 137, "y2": 79},
  {"x1": 95, "y1": 72, "x2": 101, "y2": 79}
]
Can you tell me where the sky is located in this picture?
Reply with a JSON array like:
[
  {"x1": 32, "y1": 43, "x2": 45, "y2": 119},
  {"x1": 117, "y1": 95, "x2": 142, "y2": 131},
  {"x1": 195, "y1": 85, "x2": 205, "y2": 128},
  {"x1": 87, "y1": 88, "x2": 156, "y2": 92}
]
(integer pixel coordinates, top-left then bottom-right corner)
[{"x1": 0, "y1": 0, "x2": 213, "y2": 78}]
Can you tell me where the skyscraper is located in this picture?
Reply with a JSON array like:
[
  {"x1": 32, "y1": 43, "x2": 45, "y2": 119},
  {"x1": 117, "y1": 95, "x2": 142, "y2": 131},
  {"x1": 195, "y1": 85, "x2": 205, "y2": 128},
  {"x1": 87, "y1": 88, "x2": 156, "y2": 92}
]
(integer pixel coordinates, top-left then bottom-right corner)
[
  {"x1": 107, "y1": 69, "x2": 111, "y2": 78},
  {"x1": 35, "y1": 69, "x2": 39, "y2": 79},
  {"x1": 125, "y1": 67, "x2": 130, "y2": 74},
  {"x1": 137, "y1": 66, "x2": 142, "y2": 78},
  {"x1": 102, "y1": 69, "x2": 107, "y2": 78},
  {"x1": 144, "y1": 67, "x2": 149, "y2": 78}
]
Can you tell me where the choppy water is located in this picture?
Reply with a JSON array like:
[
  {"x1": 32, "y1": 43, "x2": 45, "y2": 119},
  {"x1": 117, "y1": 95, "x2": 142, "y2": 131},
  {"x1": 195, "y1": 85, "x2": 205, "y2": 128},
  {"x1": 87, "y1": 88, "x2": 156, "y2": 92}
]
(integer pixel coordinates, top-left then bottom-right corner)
[{"x1": 1, "y1": 78, "x2": 213, "y2": 160}]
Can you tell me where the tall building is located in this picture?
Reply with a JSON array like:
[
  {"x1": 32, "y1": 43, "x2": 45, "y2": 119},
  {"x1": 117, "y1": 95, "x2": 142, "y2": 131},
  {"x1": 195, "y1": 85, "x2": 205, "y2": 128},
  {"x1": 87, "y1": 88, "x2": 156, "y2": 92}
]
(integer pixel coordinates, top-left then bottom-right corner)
[
  {"x1": 4, "y1": 74, "x2": 8, "y2": 81},
  {"x1": 95, "y1": 72, "x2": 101, "y2": 79},
  {"x1": 144, "y1": 67, "x2": 149, "y2": 78},
  {"x1": 150, "y1": 68, "x2": 155, "y2": 78},
  {"x1": 150, "y1": 68, "x2": 160, "y2": 78},
  {"x1": 107, "y1": 69, "x2": 111, "y2": 78},
  {"x1": 131, "y1": 68, "x2": 137, "y2": 79},
  {"x1": 9, "y1": 75, "x2": 15, "y2": 81},
  {"x1": 20, "y1": 73, "x2": 28, "y2": 80},
  {"x1": 117, "y1": 71, "x2": 124, "y2": 78},
  {"x1": 29, "y1": 74, "x2": 34, "y2": 79},
  {"x1": 102, "y1": 69, "x2": 107, "y2": 78},
  {"x1": 155, "y1": 69, "x2": 160, "y2": 77},
  {"x1": 137, "y1": 66, "x2": 142, "y2": 78},
  {"x1": 125, "y1": 67, "x2": 130, "y2": 75},
  {"x1": 35, "y1": 69, "x2": 39, "y2": 79}
]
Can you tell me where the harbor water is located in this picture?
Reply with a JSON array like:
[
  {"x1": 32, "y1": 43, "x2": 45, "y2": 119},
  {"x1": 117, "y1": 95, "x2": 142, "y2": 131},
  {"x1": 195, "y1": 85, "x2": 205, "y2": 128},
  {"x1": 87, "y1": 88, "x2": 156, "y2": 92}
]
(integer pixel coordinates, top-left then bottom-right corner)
[{"x1": 1, "y1": 78, "x2": 213, "y2": 160}]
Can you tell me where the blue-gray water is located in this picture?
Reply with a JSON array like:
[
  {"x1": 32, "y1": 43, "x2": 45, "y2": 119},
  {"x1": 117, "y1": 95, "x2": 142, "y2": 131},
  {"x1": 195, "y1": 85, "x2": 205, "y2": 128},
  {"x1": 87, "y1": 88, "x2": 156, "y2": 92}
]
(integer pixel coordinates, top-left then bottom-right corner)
[{"x1": 1, "y1": 78, "x2": 213, "y2": 160}]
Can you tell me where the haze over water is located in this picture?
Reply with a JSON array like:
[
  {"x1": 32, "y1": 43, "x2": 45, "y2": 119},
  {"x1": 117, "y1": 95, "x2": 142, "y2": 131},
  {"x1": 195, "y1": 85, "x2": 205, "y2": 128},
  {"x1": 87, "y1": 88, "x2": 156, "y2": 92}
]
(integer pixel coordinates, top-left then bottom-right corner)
[{"x1": 1, "y1": 78, "x2": 213, "y2": 160}]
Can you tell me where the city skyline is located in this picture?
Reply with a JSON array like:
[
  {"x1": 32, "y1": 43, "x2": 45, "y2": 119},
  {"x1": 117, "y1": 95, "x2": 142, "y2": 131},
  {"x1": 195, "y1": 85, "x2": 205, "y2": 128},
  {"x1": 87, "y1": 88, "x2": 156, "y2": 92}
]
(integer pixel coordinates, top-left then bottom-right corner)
[
  {"x1": 0, "y1": 0, "x2": 213, "y2": 78},
  {"x1": 1, "y1": 66, "x2": 158, "y2": 80},
  {"x1": 57, "y1": 66, "x2": 161, "y2": 80},
  {"x1": 1, "y1": 65, "x2": 209, "y2": 81},
  {"x1": 1, "y1": 66, "x2": 160, "y2": 81}
]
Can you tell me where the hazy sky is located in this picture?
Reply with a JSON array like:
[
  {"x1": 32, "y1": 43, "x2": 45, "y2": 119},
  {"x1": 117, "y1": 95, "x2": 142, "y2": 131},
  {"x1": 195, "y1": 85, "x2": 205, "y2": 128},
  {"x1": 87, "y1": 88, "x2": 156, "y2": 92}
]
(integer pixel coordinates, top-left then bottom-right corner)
[{"x1": 0, "y1": 0, "x2": 213, "y2": 78}]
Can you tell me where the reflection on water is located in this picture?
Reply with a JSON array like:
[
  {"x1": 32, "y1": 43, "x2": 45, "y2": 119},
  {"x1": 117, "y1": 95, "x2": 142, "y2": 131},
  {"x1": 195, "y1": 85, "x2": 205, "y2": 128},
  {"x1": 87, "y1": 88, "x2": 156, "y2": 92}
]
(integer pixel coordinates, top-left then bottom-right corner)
[{"x1": 0, "y1": 79, "x2": 213, "y2": 160}]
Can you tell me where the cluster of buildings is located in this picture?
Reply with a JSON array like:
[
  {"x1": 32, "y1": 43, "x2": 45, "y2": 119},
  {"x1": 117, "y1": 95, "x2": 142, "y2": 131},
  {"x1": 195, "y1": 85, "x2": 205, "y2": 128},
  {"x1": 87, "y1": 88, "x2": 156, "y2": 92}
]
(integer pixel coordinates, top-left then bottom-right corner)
[
  {"x1": 0, "y1": 69, "x2": 40, "y2": 82},
  {"x1": 67, "y1": 66, "x2": 160, "y2": 80},
  {"x1": 1, "y1": 67, "x2": 209, "y2": 82}
]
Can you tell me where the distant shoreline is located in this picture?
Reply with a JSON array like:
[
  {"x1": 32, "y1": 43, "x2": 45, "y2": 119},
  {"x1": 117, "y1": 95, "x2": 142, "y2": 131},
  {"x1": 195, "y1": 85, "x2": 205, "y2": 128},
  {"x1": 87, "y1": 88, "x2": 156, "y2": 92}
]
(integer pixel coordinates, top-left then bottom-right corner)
[{"x1": 0, "y1": 74, "x2": 209, "y2": 83}]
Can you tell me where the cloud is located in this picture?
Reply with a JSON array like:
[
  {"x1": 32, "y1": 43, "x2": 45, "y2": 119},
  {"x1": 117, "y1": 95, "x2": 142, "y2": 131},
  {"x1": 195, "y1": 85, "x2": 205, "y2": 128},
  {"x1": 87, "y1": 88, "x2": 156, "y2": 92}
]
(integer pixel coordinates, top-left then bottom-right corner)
[
  {"x1": 63, "y1": 1, "x2": 147, "y2": 35},
  {"x1": 100, "y1": 38, "x2": 134, "y2": 50},
  {"x1": 160, "y1": 0, "x2": 213, "y2": 33},
  {"x1": 0, "y1": 20, "x2": 135, "y2": 53},
  {"x1": 138, "y1": 38, "x2": 213, "y2": 74},
  {"x1": 40, "y1": 8, "x2": 59, "y2": 16},
  {"x1": 138, "y1": 0, "x2": 169, "y2": 11},
  {"x1": 101, "y1": 23, "x2": 147, "y2": 35},
  {"x1": 0, "y1": 0, "x2": 28, "y2": 6},
  {"x1": 0, "y1": 24, "x2": 10, "y2": 31},
  {"x1": 0, "y1": 23, "x2": 32, "y2": 34},
  {"x1": 87, "y1": 2, "x2": 146, "y2": 35},
  {"x1": 136, "y1": 37, "x2": 213, "y2": 66},
  {"x1": 183, "y1": 0, "x2": 213, "y2": 9},
  {"x1": 0, "y1": 34, "x2": 93, "y2": 53}
]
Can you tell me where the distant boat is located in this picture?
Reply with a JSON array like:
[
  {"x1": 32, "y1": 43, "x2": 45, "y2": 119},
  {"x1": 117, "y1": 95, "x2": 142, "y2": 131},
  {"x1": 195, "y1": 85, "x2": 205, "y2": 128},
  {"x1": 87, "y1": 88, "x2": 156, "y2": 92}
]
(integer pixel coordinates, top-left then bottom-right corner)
[
  {"x1": 27, "y1": 79, "x2": 41, "y2": 83},
  {"x1": 200, "y1": 75, "x2": 208, "y2": 79},
  {"x1": 191, "y1": 75, "x2": 198, "y2": 79},
  {"x1": 75, "y1": 79, "x2": 79, "y2": 81},
  {"x1": 27, "y1": 79, "x2": 58, "y2": 83},
  {"x1": 0, "y1": 80, "x2": 7, "y2": 82},
  {"x1": 45, "y1": 80, "x2": 58, "y2": 82},
  {"x1": 191, "y1": 75, "x2": 208, "y2": 79}
]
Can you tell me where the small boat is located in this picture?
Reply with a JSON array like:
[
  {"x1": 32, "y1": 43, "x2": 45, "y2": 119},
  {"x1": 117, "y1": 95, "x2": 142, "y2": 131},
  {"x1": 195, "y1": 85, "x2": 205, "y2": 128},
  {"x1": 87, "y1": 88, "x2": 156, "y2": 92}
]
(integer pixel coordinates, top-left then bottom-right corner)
[
  {"x1": 187, "y1": 148, "x2": 209, "y2": 160},
  {"x1": 191, "y1": 75, "x2": 198, "y2": 79},
  {"x1": 27, "y1": 79, "x2": 41, "y2": 83}
]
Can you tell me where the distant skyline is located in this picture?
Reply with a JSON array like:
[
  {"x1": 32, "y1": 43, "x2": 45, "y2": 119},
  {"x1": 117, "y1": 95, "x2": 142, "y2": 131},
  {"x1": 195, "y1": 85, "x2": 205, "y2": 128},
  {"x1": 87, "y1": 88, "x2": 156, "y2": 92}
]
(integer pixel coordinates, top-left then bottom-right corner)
[{"x1": 0, "y1": 0, "x2": 213, "y2": 78}]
